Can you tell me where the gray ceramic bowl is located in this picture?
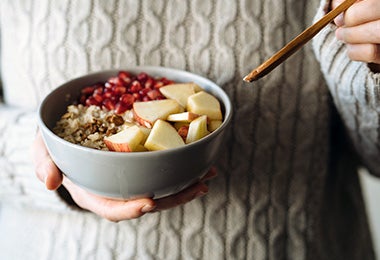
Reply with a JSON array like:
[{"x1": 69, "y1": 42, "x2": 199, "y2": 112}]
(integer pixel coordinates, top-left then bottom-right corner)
[{"x1": 38, "y1": 66, "x2": 232, "y2": 199}]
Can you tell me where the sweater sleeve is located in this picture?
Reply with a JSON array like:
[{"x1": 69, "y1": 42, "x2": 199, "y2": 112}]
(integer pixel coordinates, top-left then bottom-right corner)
[
  {"x1": 312, "y1": 2, "x2": 380, "y2": 177},
  {"x1": 0, "y1": 105, "x2": 71, "y2": 211}
]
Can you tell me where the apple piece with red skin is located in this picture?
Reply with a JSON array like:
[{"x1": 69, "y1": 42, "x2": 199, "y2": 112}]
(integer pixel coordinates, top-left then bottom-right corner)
[
  {"x1": 185, "y1": 115, "x2": 210, "y2": 144},
  {"x1": 104, "y1": 125, "x2": 145, "y2": 152},
  {"x1": 187, "y1": 91, "x2": 223, "y2": 120},
  {"x1": 144, "y1": 119, "x2": 185, "y2": 151},
  {"x1": 133, "y1": 99, "x2": 184, "y2": 128},
  {"x1": 159, "y1": 83, "x2": 202, "y2": 107}
]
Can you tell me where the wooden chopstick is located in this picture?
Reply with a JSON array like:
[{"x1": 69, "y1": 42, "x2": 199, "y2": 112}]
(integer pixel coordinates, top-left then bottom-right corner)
[{"x1": 243, "y1": 0, "x2": 357, "y2": 82}]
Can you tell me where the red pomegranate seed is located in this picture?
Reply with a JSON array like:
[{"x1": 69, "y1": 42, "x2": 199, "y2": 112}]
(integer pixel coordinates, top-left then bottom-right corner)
[
  {"x1": 86, "y1": 96, "x2": 101, "y2": 106},
  {"x1": 93, "y1": 87, "x2": 104, "y2": 95},
  {"x1": 114, "y1": 102, "x2": 129, "y2": 114},
  {"x1": 79, "y1": 95, "x2": 87, "y2": 105},
  {"x1": 137, "y1": 72, "x2": 148, "y2": 83},
  {"x1": 102, "y1": 99, "x2": 116, "y2": 110},
  {"x1": 132, "y1": 93, "x2": 141, "y2": 101},
  {"x1": 81, "y1": 86, "x2": 96, "y2": 95},
  {"x1": 119, "y1": 93, "x2": 135, "y2": 106},
  {"x1": 93, "y1": 93, "x2": 103, "y2": 103},
  {"x1": 142, "y1": 96, "x2": 150, "y2": 102},
  {"x1": 129, "y1": 81, "x2": 142, "y2": 93},
  {"x1": 113, "y1": 86, "x2": 127, "y2": 95},
  {"x1": 118, "y1": 71, "x2": 132, "y2": 84},
  {"x1": 153, "y1": 81, "x2": 164, "y2": 89},
  {"x1": 147, "y1": 89, "x2": 161, "y2": 100},
  {"x1": 144, "y1": 78, "x2": 155, "y2": 89},
  {"x1": 108, "y1": 76, "x2": 124, "y2": 86}
]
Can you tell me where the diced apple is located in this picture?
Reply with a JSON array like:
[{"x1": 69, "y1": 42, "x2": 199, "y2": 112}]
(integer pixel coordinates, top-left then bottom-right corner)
[
  {"x1": 121, "y1": 121, "x2": 136, "y2": 130},
  {"x1": 134, "y1": 144, "x2": 148, "y2": 152},
  {"x1": 186, "y1": 115, "x2": 210, "y2": 144},
  {"x1": 159, "y1": 83, "x2": 200, "y2": 107},
  {"x1": 137, "y1": 126, "x2": 151, "y2": 144},
  {"x1": 104, "y1": 125, "x2": 145, "y2": 152},
  {"x1": 144, "y1": 120, "x2": 185, "y2": 151},
  {"x1": 208, "y1": 120, "x2": 223, "y2": 132},
  {"x1": 133, "y1": 99, "x2": 184, "y2": 128},
  {"x1": 187, "y1": 91, "x2": 223, "y2": 120},
  {"x1": 167, "y1": 112, "x2": 199, "y2": 122}
]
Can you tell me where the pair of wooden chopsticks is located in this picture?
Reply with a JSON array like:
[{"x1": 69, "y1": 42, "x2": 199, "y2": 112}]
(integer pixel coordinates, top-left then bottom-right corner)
[{"x1": 243, "y1": 0, "x2": 357, "y2": 82}]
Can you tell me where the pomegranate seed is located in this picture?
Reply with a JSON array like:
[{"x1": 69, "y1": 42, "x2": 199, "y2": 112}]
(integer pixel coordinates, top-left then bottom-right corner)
[
  {"x1": 153, "y1": 81, "x2": 164, "y2": 89},
  {"x1": 79, "y1": 95, "x2": 87, "y2": 105},
  {"x1": 93, "y1": 93, "x2": 103, "y2": 103},
  {"x1": 93, "y1": 87, "x2": 104, "y2": 95},
  {"x1": 113, "y1": 86, "x2": 127, "y2": 95},
  {"x1": 119, "y1": 93, "x2": 135, "y2": 106},
  {"x1": 130, "y1": 81, "x2": 142, "y2": 93},
  {"x1": 132, "y1": 93, "x2": 141, "y2": 101},
  {"x1": 147, "y1": 89, "x2": 161, "y2": 100},
  {"x1": 161, "y1": 78, "x2": 174, "y2": 86},
  {"x1": 102, "y1": 99, "x2": 116, "y2": 110},
  {"x1": 139, "y1": 88, "x2": 150, "y2": 96},
  {"x1": 108, "y1": 76, "x2": 124, "y2": 86},
  {"x1": 144, "y1": 78, "x2": 154, "y2": 89},
  {"x1": 103, "y1": 89, "x2": 113, "y2": 98},
  {"x1": 81, "y1": 86, "x2": 96, "y2": 95},
  {"x1": 137, "y1": 72, "x2": 148, "y2": 83},
  {"x1": 86, "y1": 96, "x2": 101, "y2": 106},
  {"x1": 118, "y1": 71, "x2": 132, "y2": 84},
  {"x1": 142, "y1": 96, "x2": 150, "y2": 102},
  {"x1": 114, "y1": 102, "x2": 129, "y2": 114}
]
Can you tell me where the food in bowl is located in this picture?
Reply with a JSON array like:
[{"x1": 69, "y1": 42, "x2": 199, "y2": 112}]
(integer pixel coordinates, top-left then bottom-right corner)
[
  {"x1": 53, "y1": 70, "x2": 224, "y2": 153},
  {"x1": 38, "y1": 67, "x2": 232, "y2": 199}
]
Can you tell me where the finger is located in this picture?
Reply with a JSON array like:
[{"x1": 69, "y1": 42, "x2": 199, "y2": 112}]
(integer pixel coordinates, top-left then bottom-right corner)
[
  {"x1": 341, "y1": 0, "x2": 380, "y2": 27},
  {"x1": 335, "y1": 20, "x2": 380, "y2": 44},
  {"x1": 345, "y1": 43, "x2": 380, "y2": 64},
  {"x1": 332, "y1": 0, "x2": 346, "y2": 26},
  {"x1": 154, "y1": 181, "x2": 209, "y2": 212},
  {"x1": 201, "y1": 166, "x2": 218, "y2": 182},
  {"x1": 32, "y1": 132, "x2": 63, "y2": 190},
  {"x1": 62, "y1": 177, "x2": 156, "y2": 222}
]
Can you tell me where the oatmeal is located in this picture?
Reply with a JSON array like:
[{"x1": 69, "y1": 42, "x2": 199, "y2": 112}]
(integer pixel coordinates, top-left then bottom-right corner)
[{"x1": 54, "y1": 104, "x2": 134, "y2": 150}]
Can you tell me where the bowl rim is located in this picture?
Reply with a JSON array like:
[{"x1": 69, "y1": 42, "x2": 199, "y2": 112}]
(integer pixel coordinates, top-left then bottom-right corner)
[{"x1": 38, "y1": 66, "x2": 233, "y2": 157}]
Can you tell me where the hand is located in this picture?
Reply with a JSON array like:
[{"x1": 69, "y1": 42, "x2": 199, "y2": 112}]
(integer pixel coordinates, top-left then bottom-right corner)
[
  {"x1": 32, "y1": 131, "x2": 216, "y2": 222},
  {"x1": 332, "y1": 0, "x2": 380, "y2": 69}
]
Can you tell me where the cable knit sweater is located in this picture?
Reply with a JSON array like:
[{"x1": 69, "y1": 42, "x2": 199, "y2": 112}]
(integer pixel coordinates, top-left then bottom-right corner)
[{"x1": 1, "y1": 0, "x2": 379, "y2": 259}]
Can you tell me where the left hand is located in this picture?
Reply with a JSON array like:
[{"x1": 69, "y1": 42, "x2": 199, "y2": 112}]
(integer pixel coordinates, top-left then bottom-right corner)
[{"x1": 332, "y1": 0, "x2": 380, "y2": 68}]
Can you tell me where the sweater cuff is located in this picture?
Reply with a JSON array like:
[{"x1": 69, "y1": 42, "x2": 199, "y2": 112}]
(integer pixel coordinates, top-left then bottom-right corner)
[{"x1": 0, "y1": 105, "x2": 73, "y2": 211}]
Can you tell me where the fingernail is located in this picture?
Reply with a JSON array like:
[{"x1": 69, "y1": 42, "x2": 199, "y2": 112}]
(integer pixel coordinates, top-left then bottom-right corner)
[
  {"x1": 334, "y1": 13, "x2": 344, "y2": 27},
  {"x1": 141, "y1": 204, "x2": 156, "y2": 213}
]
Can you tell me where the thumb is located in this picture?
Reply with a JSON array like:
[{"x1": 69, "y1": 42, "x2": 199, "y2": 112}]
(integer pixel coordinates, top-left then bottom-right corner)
[{"x1": 32, "y1": 131, "x2": 63, "y2": 190}]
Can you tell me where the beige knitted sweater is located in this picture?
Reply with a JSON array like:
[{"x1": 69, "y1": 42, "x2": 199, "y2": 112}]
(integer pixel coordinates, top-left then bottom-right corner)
[{"x1": 1, "y1": 0, "x2": 379, "y2": 259}]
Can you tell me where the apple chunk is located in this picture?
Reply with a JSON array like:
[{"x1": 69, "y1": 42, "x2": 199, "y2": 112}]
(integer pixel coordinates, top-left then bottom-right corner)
[
  {"x1": 133, "y1": 99, "x2": 184, "y2": 128},
  {"x1": 187, "y1": 91, "x2": 223, "y2": 120},
  {"x1": 144, "y1": 120, "x2": 185, "y2": 151},
  {"x1": 208, "y1": 120, "x2": 222, "y2": 132},
  {"x1": 159, "y1": 83, "x2": 201, "y2": 107},
  {"x1": 167, "y1": 112, "x2": 199, "y2": 122},
  {"x1": 186, "y1": 115, "x2": 210, "y2": 144},
  {"x1": 104, "y1": 125, "x2": 145, "y2": 152}
]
